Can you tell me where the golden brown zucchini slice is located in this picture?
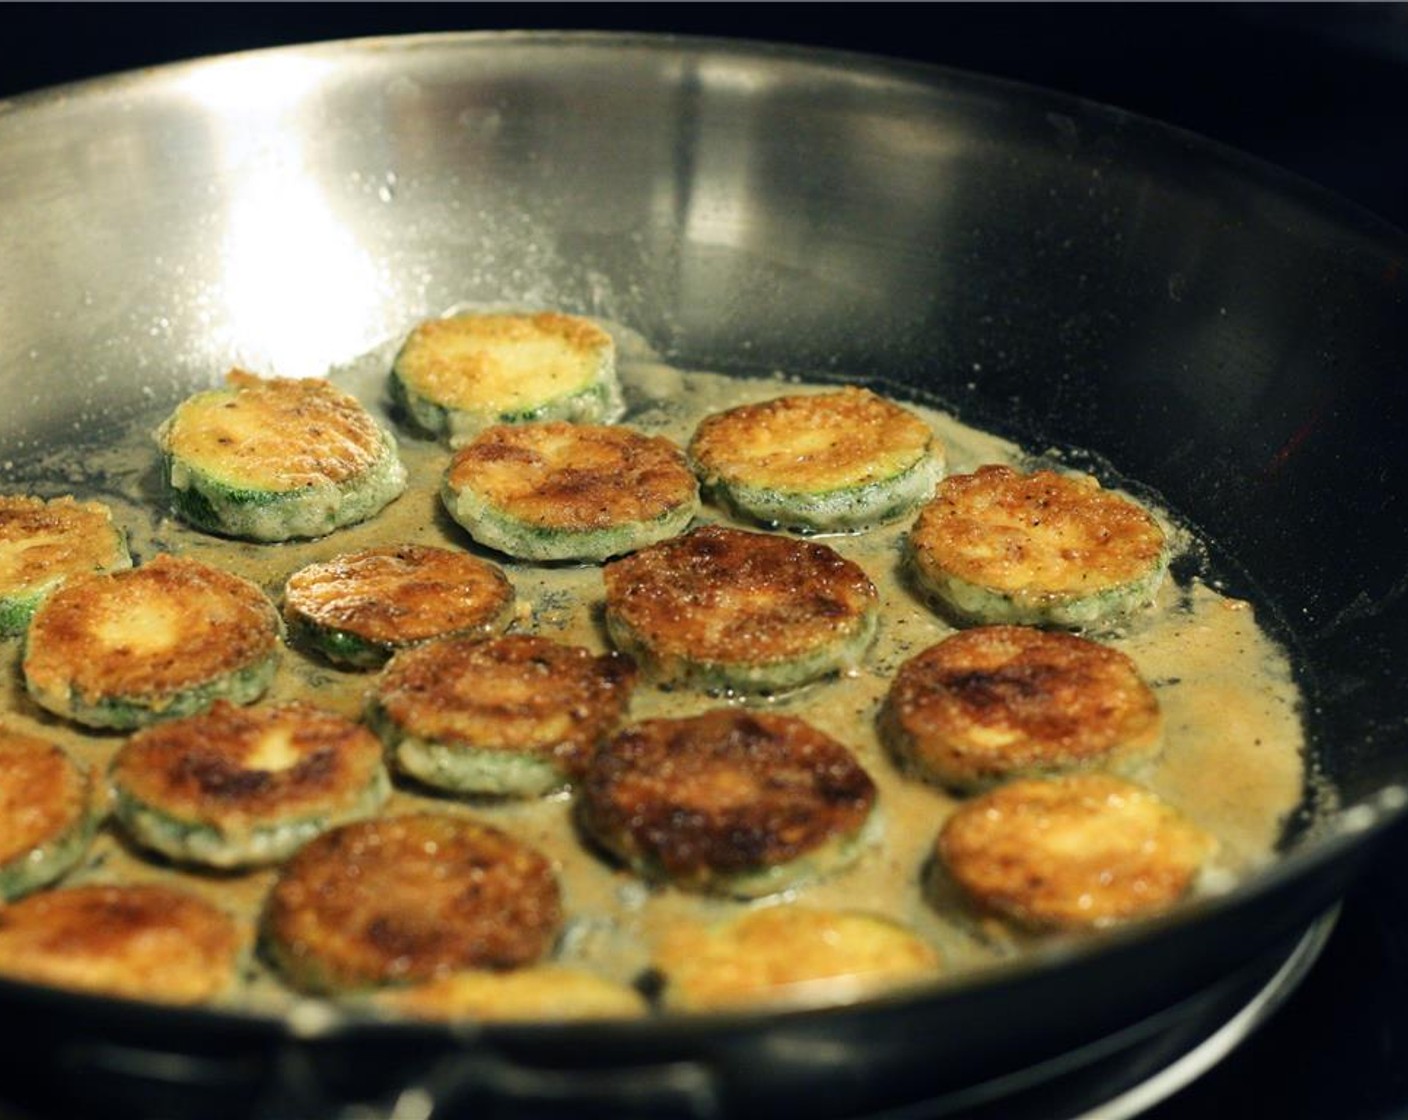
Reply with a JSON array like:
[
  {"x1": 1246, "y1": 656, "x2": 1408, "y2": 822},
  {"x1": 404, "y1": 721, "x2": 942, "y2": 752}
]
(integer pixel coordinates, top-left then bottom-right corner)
[
  {"x1": 907, "y1": 466, "x2": 1169, "y2": 628},
  {"x1": 881, "y1": 625, "x2": 1162, "y2": 791},
  {"x1": 370, "y1": 966, "x2": 648, "y2": 1022},
  {"x1": 0, "y1": 495, "x2": 131, "y2": 637},
  {"x1": 654, "y1": 906, "x2": 939, "y2": 1011},
  {"x1": 390, "y1": 310, "x2": 623, "y2": 445},
  {"x1": 110, "y1": 701, "x2": 391, "y2": 869},
  {"x1": 0, "y1": 728, "x2": 95, "y2": 901},
  {"x1": 579, "y1": 709, "x2": 879, "y2": 898},
  {"x1": 368, "y1": 634, "x2": 637, "y2": 797},
  {"x1": 282, "y1": 544, "x2": 515, "y2": 668},
  {"x1": 0, "y1": 884, "x2": 244, "y2": 1004},
  {"x1": 22, "y1": 553, "x2": 281, "y2": 730},
  {"x1": 688, "y1": 386, "x2": 942, "y2": 533},
  {"x1": 440, "y1": 422, "x2": 700, "y2": 562},
  {"x1": 936, "y1": 773, "x2": 1216, "y2": 931},
  {"x1": 155, "y1": 369, "x2": 407, "y2": 542},
  {"x1": 602, "y1": 524, "x2": 880, "y2": 694},
  {"x1": 262, "y1": 812, "x2": 562, "y2": 994}
]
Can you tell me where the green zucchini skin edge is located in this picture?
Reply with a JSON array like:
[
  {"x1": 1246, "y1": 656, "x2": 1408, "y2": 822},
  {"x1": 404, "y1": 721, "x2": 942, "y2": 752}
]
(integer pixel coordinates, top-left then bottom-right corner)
[{"x1": 0, "y1": 804, "x2": 97, "y2": 902}]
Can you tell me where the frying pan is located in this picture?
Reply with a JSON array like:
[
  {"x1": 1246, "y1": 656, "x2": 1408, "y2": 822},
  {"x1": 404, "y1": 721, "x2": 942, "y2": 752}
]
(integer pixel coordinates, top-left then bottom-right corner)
[{"x1": 2, "y1": 30, "x2": 1408, "y2": 1119}]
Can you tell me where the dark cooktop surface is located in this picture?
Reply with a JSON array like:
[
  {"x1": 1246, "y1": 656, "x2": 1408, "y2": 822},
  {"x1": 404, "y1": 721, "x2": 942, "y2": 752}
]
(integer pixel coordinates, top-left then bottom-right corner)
[{"x1": 6, "y1": 7, "x2": 1408, "y2": 1119}]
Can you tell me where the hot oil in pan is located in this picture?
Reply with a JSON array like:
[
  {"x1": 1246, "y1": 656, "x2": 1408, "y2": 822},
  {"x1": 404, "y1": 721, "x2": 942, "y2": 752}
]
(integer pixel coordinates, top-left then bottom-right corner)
[{"x1": 0, "y1": 320, "x2": 1309, "y2": 1014}]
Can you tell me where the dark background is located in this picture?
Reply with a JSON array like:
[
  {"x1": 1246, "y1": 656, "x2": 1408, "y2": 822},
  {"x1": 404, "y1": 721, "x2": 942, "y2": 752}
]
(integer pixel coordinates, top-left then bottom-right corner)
[{"x1": 7, "y1": 5, "x2": 1408, "y2": 1118}]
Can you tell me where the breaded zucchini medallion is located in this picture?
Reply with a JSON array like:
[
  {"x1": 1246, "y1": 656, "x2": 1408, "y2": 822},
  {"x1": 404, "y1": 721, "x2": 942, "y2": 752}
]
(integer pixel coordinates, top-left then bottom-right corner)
[
  {"x1": 908, "y1": 466, "x2": 1168, "y2": 628},
  {"x1": 579, "y1": 709, "x2": 879, "y2": 898},
  {"x1": 0, "y1": 495, "x2": 131, "y2": 637},
  {"x1": 369, "y1": 634, "x2": 636, "y2": 797},
  {"x1": 0, "y1": 728, "x2": 95, "y2": 901},
  {"x1": 881, "y1": 626, "x2": 1162, "y2": 791},
  {"x1": 155, "y1": 370, "x2": 407, "y2": 542},
  {"x1": 22, "y1": 554, "x2": 281, "y2": 730},
  {"x1": 0, "y1": 884, "x2": 243, "y2": 1004},
  {"x1": 654, "y1": 905, "x2": 939, "y2": 1011},
  {"x1": 441, "y1": 422, "x2": 700, "y2": 562},
  {"x1": 110, "y1": 701, "x2": 391, "y2": 869},
  {"x1": 262, "y1": 813, "x2": 562, "y2": 994},
  {"x1": 936, "y1": 773, "x2": 1216, "y2": 931},
  {"x1": 391, "y1": 310, "x2": 623, "y2": 445},
  {"x1": 688, "y1": 387, "x2": 942, "y2": 533},
  {"x1": 282, "y1": 544, "x2": 515, "y2": 668},
  {"x1": 602, "y1": 525, "x2": 880, "y2": 694},
  {"x1": 370, "y1": 965, "x2": 648, "y2": 1022}
]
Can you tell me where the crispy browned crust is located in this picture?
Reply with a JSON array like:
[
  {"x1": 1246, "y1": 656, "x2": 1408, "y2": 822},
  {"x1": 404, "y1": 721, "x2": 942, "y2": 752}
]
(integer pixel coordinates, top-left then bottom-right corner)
[
  {"x1": 264, "y1": 813, "x2": 562, "y2": 992},
  {"x1": 0, "y1": 495, "x2": 128, "y2": 593},
  {"x1": 882, "y1": 626, "x2": 1161, "y2": 789},
  {"x1": 22, "y1": 554, "x2": 280, "y2": 704},
  {"x1": 580, "y1": 709, "x2": 877, "y2": 887},
  {"x1": 444, "y1": 422, "x2": 697, "y2": 531},
  {"x1": 602, "y1": 525, "x2": 879, "y2": 667},
  {"x1": 283, "y1": 544, "x2": 514, "y2": 647},
  {"x1": 909, "y1": 466, "x2": 1166, "y2": 595},
  {"x1": 0, "y1": 884, "x2": 243, "y2": 1004},
  {"x1": 372, "y1": 635, "x2": 636, "y2": 774},
  {"x1": 689, "y1": 386, "x2": 935, "y2": 492},
  {"x1": 0, "y1": 728, "x2": 89, "y2": 864},
  {"x1": 936, "y1": 774, "x2": 1215, "y2": 930},
  {"x1": 112, "y1": 701, "x2": 386, "y2": 823},
  {"x1": 162, "y1": 370, "x2": 388, "y2": 488},
  {"x1": 372, "y1": 965, "x2": 648, "y2": 1022}
]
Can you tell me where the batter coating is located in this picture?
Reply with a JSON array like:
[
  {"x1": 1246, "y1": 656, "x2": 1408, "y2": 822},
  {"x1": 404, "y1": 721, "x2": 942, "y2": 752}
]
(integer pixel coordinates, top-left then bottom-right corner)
[
  {"x1": 602, "y1": 524, "x2": 880, "y2": 694},
  {"x1": 22, "y1": 554, "x2": 281, "y2": 730},
  {"x1": 282, "y1": 544, "x2": 515, "y2": 668},
  {"x1": 262, "y1": 812, "x2": 562, "y2": 994},
  {"x1": 0, "y1": 884, "x2": 243, "y2": 1004},
  {"x1": 580, "y1": 709, "x2": 879, "y2": 898},
  {"x1": 881, "y1": 626, "x2": 1162, "y2": 791},
  {"x1": 908, "y1": 466, "x2": 1168, "y2": 628},
  {"x1": 936, "y1": 773, "x2": 1216, "y2": 930},
  {"x1": 110, "y1": 701, "x2": 391, "y2": 869}
]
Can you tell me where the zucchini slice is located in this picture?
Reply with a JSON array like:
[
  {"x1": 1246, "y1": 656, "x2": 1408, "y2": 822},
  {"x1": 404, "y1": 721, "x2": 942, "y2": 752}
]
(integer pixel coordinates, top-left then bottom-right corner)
[
  {"x1": 0, "y1": 728, "x2": 95, "y2": 901},
  {"x1": 936, "y1": 773, "x2": 1216, "y2": 931},
  {"x1": 368, "y1": 634, "x2": 637, "y2": 797},
  {"x1": 391, "y1": 310, "x2": 624, "y2": 445},
  {"x1": 689, "y1": 386, "x2": 942, "y2": 533},
  {"x1": 282, "y1": 544, "x2": 516, "y2": 668},
  {"x1": 602, "y1": 524, "x2": 879, "y2": 694},
  {"x1": 654, "y1": 906, "x2": 939, "y2": 1012},
  {"x1": 263, "y1": 813, "x2": 562, "y2": 994},
  {"x1": 0, "y1": 495, "x2": 131, "y2": 637},
  {"x1": 22, "y1": 553, "x2": 281, "y2": 730},
  {"x1": 155, "y1": 369, "x2": 407, "y2": 542},
  {"x1": 880, "y1": 625, "x2": 1162, "y2": 791},
  {"x1": 0, "y1": 884, "x2": 244, "y2": 1005},
  {"x1": 907, "y1": 466, "x2": 1169, "y2": 629},
  {"x1": 370, "y1": 966, "x2": 648, "y2": 1022},
  {"x1": 579, "y1": 709, "x2": 880, "y2": 899},
  {"x1": 110, "y1": 701, "x2": 391, "y2": 869},
  {"x1": 440, "y1": 422, "x2": 699, "y2": 562}
]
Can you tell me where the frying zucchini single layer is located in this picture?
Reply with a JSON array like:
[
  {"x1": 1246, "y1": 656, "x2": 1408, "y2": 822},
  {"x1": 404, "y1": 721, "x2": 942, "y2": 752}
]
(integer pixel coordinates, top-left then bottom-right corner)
[
  {"x1": 688, "y1": 386, "x2": 942, "y2": 533},
  {"x1": 602, "y1": 524, "x2": 879, "y2": 694},
  {"x1": 936, "y1": 773, "x2": 1216, "y2": 931},
  {"x1": 110, "y1": 701, "x2": 391, "y2": 869},
  {"x1": 0, "y1": 729, "x2": 94, "y2": 901},
  {"x1": 0, "y1": 495, "x2": 131, "y2": 637},
  {"x1": 907, "y1": 466, "x2": 1170, "y2": 628},
  {"x1": 282, "y1": 544, "x2": 516, "y2": 668},
  {"x1": 155, "y1": 370, "x2": 407, "y2": 542},
  {"x1": 22, "y1": 553, "x2": 282, "y2": 730},
  {"x1": 653, "y1": 905, "x2": 939, "y2": 1012},
  {"x1": 391, "y1": 310, "x2": 624, "y2": 445},
  {"x1": 440, "y1": 422, "x2": 700, "y2": 562}
]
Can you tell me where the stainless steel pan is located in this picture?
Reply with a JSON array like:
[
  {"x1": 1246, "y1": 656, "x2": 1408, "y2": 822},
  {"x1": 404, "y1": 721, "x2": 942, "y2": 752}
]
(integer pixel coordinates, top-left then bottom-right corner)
[{"x1": 2, "y1": 32, "x2": 1407, "y2": 1118}]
